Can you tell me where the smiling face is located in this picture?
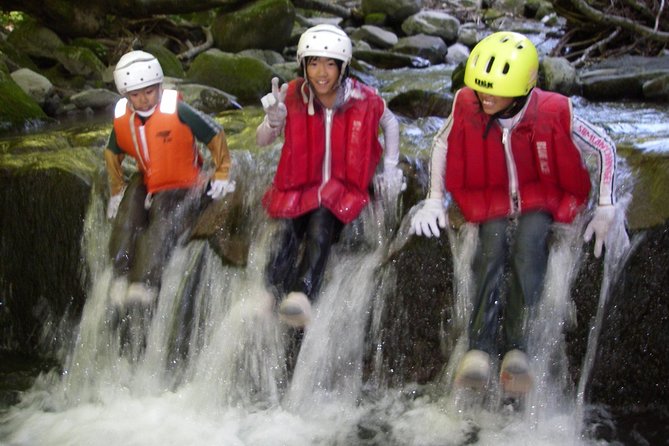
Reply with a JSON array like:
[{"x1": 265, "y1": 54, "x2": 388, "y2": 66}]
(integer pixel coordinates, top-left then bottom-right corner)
[
  {"x1": 305, "y1": 57, "x2": 341, "y2": 108},
  {"x1": 127, "y1": 84, "x2": 161, "y2": 112},
  {"x1": 475, "y1": 91, "x2": 515, "y2": 116}
]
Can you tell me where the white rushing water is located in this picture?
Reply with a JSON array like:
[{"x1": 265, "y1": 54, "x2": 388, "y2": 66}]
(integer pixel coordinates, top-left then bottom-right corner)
[{"x1": 0, "y1": 139, "x2": 634, "y2": 446}]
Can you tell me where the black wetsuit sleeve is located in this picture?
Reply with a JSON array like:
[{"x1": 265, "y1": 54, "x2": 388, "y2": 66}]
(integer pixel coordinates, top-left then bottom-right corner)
[{"x1": 177, "y1": 102, "x2": 222, "y2": 145}]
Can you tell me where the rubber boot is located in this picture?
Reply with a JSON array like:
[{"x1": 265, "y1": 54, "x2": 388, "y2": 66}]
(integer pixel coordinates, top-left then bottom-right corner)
[
  {"x1": 278, "y1": 291, "x2": 312, "y2": 328},
  {"x1": 454, "y1": 349, "x2": 491, "y2": 390}
]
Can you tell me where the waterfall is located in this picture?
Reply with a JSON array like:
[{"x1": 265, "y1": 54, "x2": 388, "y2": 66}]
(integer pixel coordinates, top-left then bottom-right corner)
[
  {"x1": 574, "y1": 194, "x2": 636, "y2": 436},
  {"x1": 0, "y1": 125, "x2": 642, "y2": 445}
]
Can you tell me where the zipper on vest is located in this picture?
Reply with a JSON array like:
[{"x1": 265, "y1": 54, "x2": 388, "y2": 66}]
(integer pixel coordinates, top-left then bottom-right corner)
[
  {"x1": 318, "y1": 108, "x2": 334, "y2": 203},
  {"x1": 502, "y1": 127, "x2": 520, "y2": 215}
]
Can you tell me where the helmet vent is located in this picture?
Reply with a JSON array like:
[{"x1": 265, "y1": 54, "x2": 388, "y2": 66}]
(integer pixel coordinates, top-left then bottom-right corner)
[
  {"x1": 502, "y1": 63, "x2": 510, "y2": 74},
  {"x1": 485, "y1": 57, "x2": 495, "y2": 73}
]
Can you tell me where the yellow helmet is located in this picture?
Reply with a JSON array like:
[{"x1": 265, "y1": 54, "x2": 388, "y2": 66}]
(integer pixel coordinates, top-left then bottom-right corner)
[{"x1": 464, "y1": 32, "x2": 538, "y2": 97}]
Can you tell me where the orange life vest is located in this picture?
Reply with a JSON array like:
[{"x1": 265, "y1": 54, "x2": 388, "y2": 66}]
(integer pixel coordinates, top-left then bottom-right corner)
[{"x1": 113, "y1": 90, "x2": 202, "y2": 194}]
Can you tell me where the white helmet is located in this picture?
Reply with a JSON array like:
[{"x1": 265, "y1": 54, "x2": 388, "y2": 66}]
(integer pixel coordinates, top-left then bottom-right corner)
[
  {"x1": 296, "y1": 24, "x2": 352, "y2": 69},
  {"x1": 113, "y1": 50, "x2": 164, "y2": 95}
]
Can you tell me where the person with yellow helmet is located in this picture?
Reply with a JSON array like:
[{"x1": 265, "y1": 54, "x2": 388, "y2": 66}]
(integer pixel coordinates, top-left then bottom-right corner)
[
  {"x1": 105, "y1": 50, "x2": 235, "y2": 308},
  {"x1": 410, "y1": 32, "x2": 624, "y2": 399},
  {"x1": 256, "y1": 24, "x2": 403, "y2": 329}
]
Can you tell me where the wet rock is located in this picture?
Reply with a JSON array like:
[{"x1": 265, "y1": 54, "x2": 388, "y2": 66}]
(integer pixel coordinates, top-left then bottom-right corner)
[
  {"x1": 144, "y1": 43, "x2": 186, "y2": 78},
  {"x1": 353, "y1": 48, "x2": 430, "y2": 69},
  {"x1": 239, "y1": 49, "x2": 286, "y2": 66},
  {"x1": 69, "y1": 88, "x2": 120, "y2": 111},
  {"x1": 188, "y1": 85, "x2": 241, "y2": 113},
  {"x1": 351, "y1": 25, "x2": 399, "y2": 49},
  {"x1": 0, "y1": 69, "x2": 48, "y2": 133},
  {"x1": 388, "y1": 89, "x2": 453, "y2": 119},
  {"x1": 211, "y1": 0, "x2": 295, "y2": 53},
  {"x1": 445, "y1": 42, "x2": 470, "y2": 65},
  {"x1": 10, "y1": 68, "x2": 54, "y2": 105},
  {"x1": 393, "y1": 34, "x2": 448, "y2": 65},
  {"x1": 190, "y1": 189, "x2": 250, "y2": 267},
  {"x1": 54, "y1": 45, "x2": 106, "y2": 79},
  {"x1": 541, "y1": 56, "x2": 578, "y2": 96},
  {"x1": 587, "y1": 222, "x2": 669, "y2": 409},
  {"x1": 401, "y1": 10, "x2": 461, "y2": 44},
  {"x1": 6, "y1": 20, "x2": 64, "y2": 61},
  {"x1": 186, "y1": 49, "x2": 283, "y2": 105},
  {"x1": 362, "y1": 0, "x2": 422, "y2": 24},
  {"x1": 579, "y1": 55, "x2": 669, "y2": 101},
  {"x1": 642, "y1": 73, "x2": 669, "y2": 101}
]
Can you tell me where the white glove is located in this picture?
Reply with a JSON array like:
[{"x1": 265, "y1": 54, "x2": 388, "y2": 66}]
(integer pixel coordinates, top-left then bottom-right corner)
[
  {"x1": 261, "y1": 77, "x2": 288, "y2": 129},
  {"x1": 583, "y1": 205, "x2": 615, "y2": 258},
  {"x1": 207, "y1": 179, "x2": 236, "y2": 200},
  {"x1": 382, "y1": 164, "x2": 406, "y2": 195},
  {"x1": 410, "y1": 198, "x2": 448, "y2": 237},
  {"x1": 106, "y1": 191, "x2": 124, "y2": 220}
]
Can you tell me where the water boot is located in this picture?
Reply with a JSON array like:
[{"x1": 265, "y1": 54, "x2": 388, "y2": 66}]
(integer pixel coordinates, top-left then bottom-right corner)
[
  {"x1": 278, "y1": 291, "x2": 312, "y2": 328},
  {"x1": 499, "y1": 349, "x2": 533, "y2": 398},
  {"x1": 454, "y1": 349, "x2": 491, "y2": 390}
]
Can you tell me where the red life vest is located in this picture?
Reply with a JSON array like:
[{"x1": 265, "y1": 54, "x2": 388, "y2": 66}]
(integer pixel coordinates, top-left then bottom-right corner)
[
  {"x1": 446, "y1": 88, "x2": 591, "y2": 223},
  {"x1": 113, "y1": 90, "x2": 202, "y2": 194},
  {"x1": 262, "y1": 78, "x2": 385, "y2": 223}
]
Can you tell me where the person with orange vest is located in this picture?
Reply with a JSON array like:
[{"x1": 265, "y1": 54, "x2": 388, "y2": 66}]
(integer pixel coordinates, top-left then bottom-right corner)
[
  {"x1": 256, "y1": 24, "x2": 403, "y2": 329},
  {"x1": 410, "y1": 32, "x2": 626, "y2": 399},
  {"x1": 105, "y1": 50, "x2": 235, "y2": 306}
]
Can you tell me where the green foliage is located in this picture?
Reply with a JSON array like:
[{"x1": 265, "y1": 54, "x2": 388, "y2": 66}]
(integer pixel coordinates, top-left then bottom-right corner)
[{"x1": 0, "y1": 11, "x2": 26, "y2": 33}]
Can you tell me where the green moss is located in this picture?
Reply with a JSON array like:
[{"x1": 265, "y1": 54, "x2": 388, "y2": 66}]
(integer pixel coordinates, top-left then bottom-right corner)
[
  {"x1": 0, "y1": 70, "x2": 47, "y2": 133},
  {"x1": 212, "y1": 0, "x2": 295, "y2": 52},
  {"x1": 364, "y1": 13, "x2": 387, "y2": 25},
  {"x1": 54, "y1": 45, "x2": 105, "y2": 79},
  {"x1": 144, "y1": 44, "x2": 185, "y2": 78},
  {"x1": 71, "y1": 38, "x2": 108, "y2": 62},
  {"x1": 187, "y1": 50, "x2": 277, "y2": 104}
]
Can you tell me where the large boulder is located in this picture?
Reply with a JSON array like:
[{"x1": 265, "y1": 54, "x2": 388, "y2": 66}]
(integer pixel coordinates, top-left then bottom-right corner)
[
  {"x1": 579, "y1": 55, "x2": 669, "y2": 101},
  {"x1": 401, "y1": 10, "x2": 461, "y2": 44},
  {"x1": 211, "y1": 0, "x2": 295, "y2": 53},
  {"x1": 54, "y1": 45, "x2": 106, "y2": 80},
  {"x1": 0, "y1": 67, "x2": 48, "y2": 134},
  {"x1": 144, "y1": 44, "x2": 186, "y2": 79},
  {"x1": 10, "y1": 68, "x2": 54, "y2": 106},
  {"x1": 186, "y1": 49, "x2": 282, "y2": 105},
  {"x1": 362, "y1": 0, "x2": 422, "y2": 24},
  {"x1": 392, "y1": 34, "x2": 448, "y2": 65},
  {"x1": 6, "y1": 19, "x2": 64, "y2": 61},
  {"x1": 541, "y1": 56, "x2": 578, "y2": 96}
]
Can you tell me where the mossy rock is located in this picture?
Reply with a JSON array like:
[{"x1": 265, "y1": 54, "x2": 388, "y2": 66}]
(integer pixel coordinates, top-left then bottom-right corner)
[
  {"x1": 144, "y1": 44, "x2": 186, "y2": 79},
  {"x1": 0, "y1": 70, "x2": 48, "y2": 134},
  {"x1": 71, "y1": 38, "x2": 108, "y2": 63},
  {"x1": 187, "y1": 49, "x2": 282, "y2": 105},
  {"x1": 212, "y1": 0, "x2": 295, "y2": 53},
  {"x1": 54, "y1": 45, "x2": 106, "y2": 80},
  {"x1": 6, "y1": 19, "x2": 64, "y2": 61}
]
